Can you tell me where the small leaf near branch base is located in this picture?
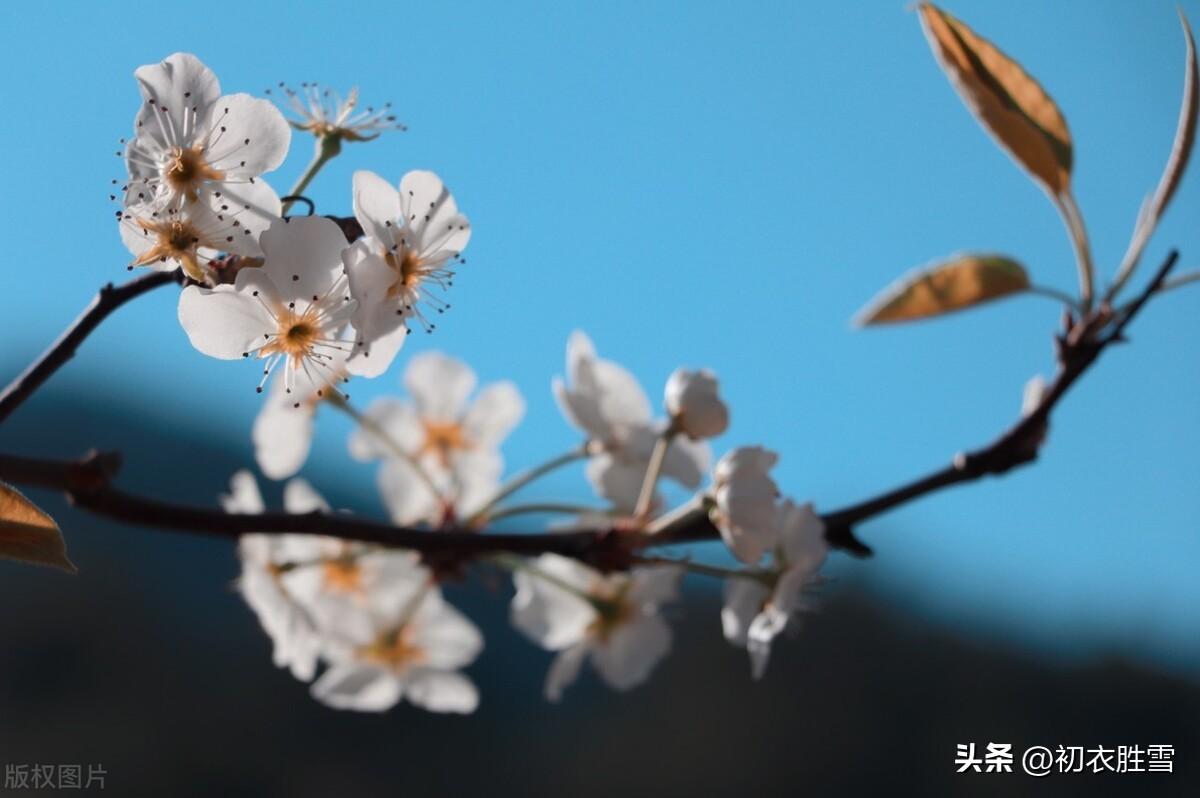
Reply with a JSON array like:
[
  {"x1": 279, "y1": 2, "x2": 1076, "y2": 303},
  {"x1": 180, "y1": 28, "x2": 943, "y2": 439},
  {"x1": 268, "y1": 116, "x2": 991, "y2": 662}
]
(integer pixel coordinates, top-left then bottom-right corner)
[
  {"x1": 855, "y1": 254, "x2": 1030, "y2": 325},
  {"x1": 918, "y1": 3, "x2": 1072, "y2": 197},
  {"x1": 0, "y1": 481, "x2": 76, "y2": 573}
]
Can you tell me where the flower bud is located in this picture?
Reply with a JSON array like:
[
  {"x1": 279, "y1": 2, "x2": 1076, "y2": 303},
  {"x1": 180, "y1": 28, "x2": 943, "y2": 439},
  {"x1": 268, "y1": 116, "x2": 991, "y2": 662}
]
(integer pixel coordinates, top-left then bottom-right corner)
[{"x1": 665, "y1": 368, "x2": 729, "y2": 439}]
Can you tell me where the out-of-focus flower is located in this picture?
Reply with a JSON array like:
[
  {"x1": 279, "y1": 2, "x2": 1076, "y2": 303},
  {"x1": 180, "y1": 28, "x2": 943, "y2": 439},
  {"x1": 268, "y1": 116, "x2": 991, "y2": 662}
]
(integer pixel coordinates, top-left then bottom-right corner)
[
  {"x1": 664, "y1": 368, "x2": 729, "y2": 440},
  {"x1": 118, "y1": 198, "x2": 262, "y2": 283},
  {"x1": 510, "y1": 554, "x2": 681, "y2": 701},
  {"x1": 709, "y1": 446, "x2": 781, "y2": 564},
  {"x1": 553, "y1": 331, "x2": 709, "y2": 511},
  {"x1": 342, "y1": 170, "x2": 471, "y2": 377},
  {"x1": 721, "y1": 500, "x2": 828, "y2": 678},
  {"x1": 349, "y1": 352, "x2": 523, "y2": 525},
  {"x1": 222, "y1": 472, "x2": 327, "y2": 682},
  {"x1": 273, "y1": 82, "x2": 405, "y2": 142},
  {"x1": 311, "y1": 581, "x2": 483, "y2": 714},
  {"x1": 124, "y1": 53, "x2": 288, "y2": 231},
  {"x1": 177, "y1": 216, "x2": 356, "y2": 393}
]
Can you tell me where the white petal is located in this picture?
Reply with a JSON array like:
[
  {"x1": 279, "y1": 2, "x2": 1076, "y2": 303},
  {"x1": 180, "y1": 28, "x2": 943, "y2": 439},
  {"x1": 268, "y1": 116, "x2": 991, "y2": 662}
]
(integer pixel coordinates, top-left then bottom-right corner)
[
  {"x1": 584, "y1": 454, "x2": 646, "y2": 512},
  {"x1": 283, "y1": 478, "x2": 330, "y2": 514},
  {"x1": 661, "y1": 435, "x2": 710, "y2": 489},
  {"x1": 721, "y1": 578, "x2": 770, "y2": 646},
  {"x1": 398, "y1": 170, "x2": 460, "y2": 240},
  {"x1": 778, "y1": 500, "x2": 828, "y2": 574},
  {"x1": 590, "y1": 614, "x2": 672, "y2": 692},
  {"x1": 259, "y1": 216, "x2": 347, "y2": 302},
  {"x1": 628, "y1": 565, "x2": 683, "y2": 607},
  {"x1": 462, "y1": 382, "x2": 524, "y2": 448},
  {"x1": 747, "y1": 605, "x2": 789, "y2": 680},
  {"x1": 376, "y1": 458, "x2": 441, "y2": 525},
  {"x1": 544, "y1": 642, "x2": 588, "y2": 703},
  {"x1": 253, "y1": 380, "x2": 315, "y2": 480},
  {"x1": 202, "y1": 178, "x2": 282, "y2": 243},
  {"x1": 133, "y1": 53, "x2": 220, "y2": 149},
  {"x1": 404, "y1": 352, "x2": 476, "y2": 420},
  {"x1": 352, "y1": 170, "x2": 401, "y2": 245},
  {"x1": 510, "y1": 555, "x2": 597, "y2": 651},
  {"x1": 346, "y1": 307, "x2": 409, "y2": 378},
  {"x1": 220, "y1": 470, "x2": 264, "y2": 514},
  {"x1": 310, "y1": 662, "x2": 402, "y2": 712},
  {"x1": 403, "y1": 669, "x2": 479, "y2": 714},
  {"x1": 177, "y1": 283, "x2": 273, "y2": 359},
  {"x1": 664, "y1": 368, "x2": 729, "y2": 440},
  {"x1": 347, "y1": 398, "x2": 424, "y2": 461},
  {"x1": 204, "y1": 93, "x2": 291, "y2": 177},
  {"x1": 411, "y1": 598, "x2": 484, "y2": 670}
]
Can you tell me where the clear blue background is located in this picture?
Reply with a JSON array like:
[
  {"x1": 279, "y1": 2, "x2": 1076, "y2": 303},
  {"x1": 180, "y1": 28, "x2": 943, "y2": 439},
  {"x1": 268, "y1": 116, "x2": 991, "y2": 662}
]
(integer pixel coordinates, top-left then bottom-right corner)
[{"x1": 2, "y1": 1, "x2": 1197, "y2": 670}]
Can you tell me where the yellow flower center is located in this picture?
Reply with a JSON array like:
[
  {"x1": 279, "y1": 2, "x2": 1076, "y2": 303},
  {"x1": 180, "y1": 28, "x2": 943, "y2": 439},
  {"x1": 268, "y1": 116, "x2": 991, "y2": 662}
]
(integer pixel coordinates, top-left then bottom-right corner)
[
  {"x1": 358, "y1": 626, "x2": 425, "y2": 672},
  {"x1": 384, "y1": 249, "x2": 426, "y2": 298},
  {"x1": 128, "y1": 217, "x2": 207, "y2": 282},
  {"x1": 420, "y1": 420, "x2": 470, "y2": 467},
  {"x1": 322, "y1": 558, "x2": 363, "y2": 594},
  {"x1": 586, "y1": 582, "x2": 636, "y2": 642},
  {"x1": 260, "y1": 306, "x2": 325, "y2": 366},
  {"x1": 165, "y1": 145, "x2": 225, "y2": 202}
]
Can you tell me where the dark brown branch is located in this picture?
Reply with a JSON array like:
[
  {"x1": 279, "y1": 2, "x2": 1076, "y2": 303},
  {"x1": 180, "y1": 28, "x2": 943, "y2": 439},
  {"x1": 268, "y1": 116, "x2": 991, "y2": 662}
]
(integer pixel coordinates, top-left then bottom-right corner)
[
  {"x1": 0, "y1": 252, "x2": 1179, "y2": 569},
  {"x1": 0, "y1": 269, "x2": 182, "y2": 424}
]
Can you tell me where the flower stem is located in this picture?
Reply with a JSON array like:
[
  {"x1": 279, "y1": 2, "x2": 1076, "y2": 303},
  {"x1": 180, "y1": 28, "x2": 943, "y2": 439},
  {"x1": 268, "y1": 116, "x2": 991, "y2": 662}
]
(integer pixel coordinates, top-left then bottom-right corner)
[
  {"x1": 634, "y1": 427, "x2": 677, "y2": 521},
  {"x1": 635, "y1": 554, "x2": 774, "y2": 584},
  {"x1": 323, "y1": 392, "x2": 444, "y2": 506},
  {"x1": 282, "y1": 135, "x2": 341, "y2": 215},
  {"x1": 465, "y1": 444, "x2": 589, "y2": 525}
]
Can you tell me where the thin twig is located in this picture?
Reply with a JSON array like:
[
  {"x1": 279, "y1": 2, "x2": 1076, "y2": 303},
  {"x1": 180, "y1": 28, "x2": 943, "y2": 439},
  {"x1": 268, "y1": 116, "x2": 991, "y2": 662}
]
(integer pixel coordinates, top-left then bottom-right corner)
[{"x1": 0, "y1": 269, "x2": 182, "y2": 424}]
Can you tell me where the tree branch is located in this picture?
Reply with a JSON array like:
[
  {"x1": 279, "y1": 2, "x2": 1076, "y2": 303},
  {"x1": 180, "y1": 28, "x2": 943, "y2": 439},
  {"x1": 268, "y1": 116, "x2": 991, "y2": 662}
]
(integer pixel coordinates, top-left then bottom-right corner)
[
  {"x1": 0, "y1": 252, "x2": 1179, "y2": 570},
  {"x1": 0, "y1": 269, "x2": 182, "y2": 424}
]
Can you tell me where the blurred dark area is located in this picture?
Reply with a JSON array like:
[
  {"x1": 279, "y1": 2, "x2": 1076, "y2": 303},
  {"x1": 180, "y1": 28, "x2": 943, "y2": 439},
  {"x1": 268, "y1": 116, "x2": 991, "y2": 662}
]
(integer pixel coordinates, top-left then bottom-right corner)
[{"x1": 0, "y1": 389, "x2": 1196, "y2": 797}]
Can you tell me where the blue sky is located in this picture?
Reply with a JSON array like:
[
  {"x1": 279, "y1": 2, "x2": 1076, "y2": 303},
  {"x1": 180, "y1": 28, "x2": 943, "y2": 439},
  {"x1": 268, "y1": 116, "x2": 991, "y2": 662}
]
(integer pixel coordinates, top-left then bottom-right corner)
[{"x1": 2, "y1": 1, "x2": 1197, "y2": 669}]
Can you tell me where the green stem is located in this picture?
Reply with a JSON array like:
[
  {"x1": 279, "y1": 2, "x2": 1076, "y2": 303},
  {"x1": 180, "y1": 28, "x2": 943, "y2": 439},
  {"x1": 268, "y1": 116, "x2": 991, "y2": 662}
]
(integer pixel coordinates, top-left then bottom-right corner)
[
  {"x1": 282, "y1": 135, "x2": 341, "y2": 215},
  {"x1": 465, "y1": 445, "x2": 589, "y2": 525},
  {"x1": 324, "y1": 392, "x2": 443, "y2": 505}
]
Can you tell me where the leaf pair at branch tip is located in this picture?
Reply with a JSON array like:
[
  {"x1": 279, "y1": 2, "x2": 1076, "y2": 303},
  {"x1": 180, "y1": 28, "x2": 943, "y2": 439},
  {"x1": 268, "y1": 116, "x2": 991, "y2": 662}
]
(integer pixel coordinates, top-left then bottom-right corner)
[
  {"x1": 0, "y1": 481, "x2": 76, "y2": 574},
  {"x1": 854, "y1": 254, "x2": 1029, "y2": 326}
]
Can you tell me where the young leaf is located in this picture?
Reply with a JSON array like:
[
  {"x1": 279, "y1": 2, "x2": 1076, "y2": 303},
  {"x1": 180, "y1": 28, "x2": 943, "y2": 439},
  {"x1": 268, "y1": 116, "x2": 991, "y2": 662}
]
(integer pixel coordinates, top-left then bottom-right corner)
[
  {"x1": 918, "y1": 3, "x2": 1072, "y2": 197},
  {"x1": 0, "y1": 481, "x2": 77, "y2": 573},
  {"x1": 855, "y1": 254, "x2": 1030, "y2": 326}
]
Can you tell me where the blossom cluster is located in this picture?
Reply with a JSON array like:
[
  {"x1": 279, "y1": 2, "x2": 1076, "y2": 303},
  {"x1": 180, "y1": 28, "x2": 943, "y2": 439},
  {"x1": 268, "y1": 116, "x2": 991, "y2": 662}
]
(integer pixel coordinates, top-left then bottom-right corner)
[{"x1": 116, "y1": 54, "x2": 831, "y2": 714}]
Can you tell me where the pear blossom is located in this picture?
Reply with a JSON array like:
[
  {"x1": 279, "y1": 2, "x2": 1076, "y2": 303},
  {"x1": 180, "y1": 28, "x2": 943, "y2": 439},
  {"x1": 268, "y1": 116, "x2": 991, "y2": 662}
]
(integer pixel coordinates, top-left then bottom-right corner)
[
  {"x1": 341, "y1": 170, "x2": 471, "y2": 376},
  {"x1": 312, "y1": 581, "x2": 483, "y2": 714},
  {"x1": 553, "y1": 331, "x2": 709, "y2": 511},
  {"x1": 510, "y1": 554, "x2": 681, "y2": 701},
  {"x1": 664, "y1": 368, "x2": 729, "y2": 440},
  {"x1": 272, "y1": 82, "x2": 405, "y2": 142},
  {"x1": 721, "y1": 500, "x2": 828, "y2": 678},
  {"x1": 178, "y1": 216, "x2": 356, "y2": 393},
  {"x1": 349, "y1": 352, "x2": 524, "y2": 524},
  {"x1": 709, "y1": 446, "x2": 781, "y2": 564},
  {"x1": 123, "y1": 53, "x2": 288, "y2": 232},
  {"x1": 117, "y1": 196, "x2": 263, "y2": 284}
]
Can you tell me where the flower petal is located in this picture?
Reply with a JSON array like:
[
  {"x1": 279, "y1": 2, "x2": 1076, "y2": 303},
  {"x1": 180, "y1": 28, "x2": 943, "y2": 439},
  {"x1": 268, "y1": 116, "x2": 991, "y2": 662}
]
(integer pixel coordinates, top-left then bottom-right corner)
[
  {"x1": 253, "y1": 380, "x2": 315, "y2": 480},
  {"x1": 133, "y1": 53, "x2": 221, "y2": 149},
  {"x1": 510, "y1": 554, "x2": 598, "y2": 651},
  {"x1": 352, "y1": 170, "x2": 401, "y2": 246},
  {"x1": 403, "y1": 668, "x2": 479, "y2": 714},
  {"x1": 220, "y1": 470, "x2": 264, "y2": 514},
  {"x1": 404, "y1": 352, "x2": 476, "y2": 421},
  {"x1": 463, "y1": 382, "x2": 525, "y2": 448},
  {"x1": 347, "y1": 398, "x2": 424, "y2": 461},
  {"x1": 204, "y1": 93, "x2": 291, "y2": 177},
  {"x1": 721, "y1": 578, "x2": 769, "y2": 646},
  {"x1": 411, "y1": 596, "x2": 484, "y2": 670},
  {"x1": 544, "y1": 642, "x2": 588, "y2": 703},
  {"x1": 177, "y1": 283, "x2": 273, "y2": 359},
  {"x1": 590, "y1": 614, "x2": 673, "y2": 692},
  {"x1": 310, "y1": 662, "x2": 402, "y2": 712},
  {"x1": 376, "y1": 458, "x2": 441, "y2": 525},
  {"x1": 259, "y1": 216, "x2": 347, "y2": 302},
  {"x1": 283, "y1": 478, "x2": 330, "y2": 514}
]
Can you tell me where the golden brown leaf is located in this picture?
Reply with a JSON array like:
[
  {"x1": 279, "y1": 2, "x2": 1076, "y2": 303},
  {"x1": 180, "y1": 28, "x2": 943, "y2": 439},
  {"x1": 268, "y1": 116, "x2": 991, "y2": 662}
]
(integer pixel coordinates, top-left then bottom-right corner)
[
  {"x1": 855, "y1": 254, "x2": 1030, "y2": 326},
  {"x1": 0, "y1": 481, "x2": 76, "y2": 573},
  {"x1": 919, "y1": 3, "x2": 1072, "y2": 196}
]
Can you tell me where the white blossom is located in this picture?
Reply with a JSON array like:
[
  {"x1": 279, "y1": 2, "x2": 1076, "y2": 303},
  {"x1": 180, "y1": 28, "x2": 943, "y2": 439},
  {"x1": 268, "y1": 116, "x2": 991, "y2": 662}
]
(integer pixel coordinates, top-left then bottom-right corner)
[
  {"x1": 252, "y1": 347, "x2": 349, "y2": 480},
  {"x1": 664, "y1": 368, "x2": 729, "y2": 440},
  {"x1": 510, "y1": 554, "x2": 681, "y2": 701},
  {"x1": 721, "y1": 500, "x2": 828, "y2": 678},
  {"x1": 123, "y1": 53, "x2": 288, "y2": 232},
  {"x1": 273, "y1": 82, "x2": 405, "y2": 142},
  {"x1": 117, "y1": 196, "x2": 262, "y2": 284},
  {"x1": 553, "y1": 331, "x2": 709, "y2": 511},
  {"x1": 709, "y1": 446, "x2": 781, "y2": 564},
  {"x1": 342, "y1": 170, "x2": 471, "y2": 376},
  {"x1": 311, "y1": 581, "x2": 483, "y2": 714},
  {"x1": 349, "y1": 352, "x2": 523, "y2": 525},
  {"x1": 177, "y1": 216, "x2": 356, "y2": 393}
]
